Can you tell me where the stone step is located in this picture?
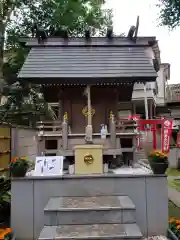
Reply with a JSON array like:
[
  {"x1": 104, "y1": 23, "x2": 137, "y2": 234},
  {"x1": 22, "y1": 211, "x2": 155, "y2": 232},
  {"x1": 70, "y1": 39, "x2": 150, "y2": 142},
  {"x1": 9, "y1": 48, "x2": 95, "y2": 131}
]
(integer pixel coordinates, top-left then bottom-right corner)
[
  {"x1": 38, "y1": 223, "x2": 143, "y2": 240},
  {"x1": 44, "y1": 196, "x2": 136, "y2": 225}
]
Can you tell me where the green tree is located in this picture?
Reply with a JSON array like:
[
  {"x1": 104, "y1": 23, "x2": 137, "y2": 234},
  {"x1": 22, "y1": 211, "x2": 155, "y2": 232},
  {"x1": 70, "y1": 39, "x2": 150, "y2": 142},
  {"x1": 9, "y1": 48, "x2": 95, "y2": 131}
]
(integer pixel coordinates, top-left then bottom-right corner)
[
  {"x1": 0, "y1": 0, "x2": 112, "y2": 125},
  {"x1": 158, "y1": 0, "x2": 180, "y2": 29},
  {"x1": 5, "y1": 0, "x2": 112, "y2": 76}
]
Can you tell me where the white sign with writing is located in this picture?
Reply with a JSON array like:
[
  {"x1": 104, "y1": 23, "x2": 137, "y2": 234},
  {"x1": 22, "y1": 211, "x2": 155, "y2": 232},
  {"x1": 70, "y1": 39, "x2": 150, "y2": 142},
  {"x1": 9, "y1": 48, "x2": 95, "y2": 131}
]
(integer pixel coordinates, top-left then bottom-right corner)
[{"x1": 34, "y1": 156, "x2": 64, "y2": 176}]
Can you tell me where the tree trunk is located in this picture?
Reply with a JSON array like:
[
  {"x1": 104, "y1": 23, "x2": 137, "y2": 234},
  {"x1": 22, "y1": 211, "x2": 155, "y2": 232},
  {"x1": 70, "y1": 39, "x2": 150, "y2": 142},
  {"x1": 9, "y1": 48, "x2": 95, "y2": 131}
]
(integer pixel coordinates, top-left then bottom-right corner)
[{"x1": 0, "y1": 21, "x2": 5, "y2": 96}]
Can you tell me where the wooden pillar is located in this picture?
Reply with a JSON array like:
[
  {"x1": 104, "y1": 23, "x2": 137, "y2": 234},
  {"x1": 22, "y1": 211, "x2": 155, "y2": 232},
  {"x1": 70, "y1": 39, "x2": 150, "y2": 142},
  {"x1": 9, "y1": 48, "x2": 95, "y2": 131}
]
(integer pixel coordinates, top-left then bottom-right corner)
[
  {"x1": 143, "y1": 83, "x2": 149, "y2": 119},
  {"x1": 87, "y1": 85, "x2": 92, "y2": 126},
  {"x1": 154, "y1": 104, "x2": 156, "y2": 118},
  {"x1": 58, "y1": 89, "x2": 63, "y2": 120},
  {"x1": 37, "y1": 137, "x2": 45, "y2": 156},
  {"x1": 133, "y1": 102, "x2": 136, "y2": 115},
  {"x1": 149, "y1": 99, "x2": 153, "y2": 119},
  {"x1": 85, "y1": 85, "x2": 93, "y2": 143}
]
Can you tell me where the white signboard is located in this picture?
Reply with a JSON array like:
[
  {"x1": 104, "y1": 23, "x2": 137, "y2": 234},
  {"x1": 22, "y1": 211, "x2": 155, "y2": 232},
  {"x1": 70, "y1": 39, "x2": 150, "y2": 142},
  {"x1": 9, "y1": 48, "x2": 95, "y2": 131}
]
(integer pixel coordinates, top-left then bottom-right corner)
[{"x1": 34, "y1": 156, "x2": 64, "y2": 176}]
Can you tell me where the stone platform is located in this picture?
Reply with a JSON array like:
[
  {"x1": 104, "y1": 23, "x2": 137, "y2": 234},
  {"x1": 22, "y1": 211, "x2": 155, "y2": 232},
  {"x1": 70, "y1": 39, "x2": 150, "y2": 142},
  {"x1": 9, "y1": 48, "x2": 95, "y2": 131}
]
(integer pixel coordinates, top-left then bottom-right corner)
[{"x1": 11, "y1": 174, "x2": 168, "y2": 239}]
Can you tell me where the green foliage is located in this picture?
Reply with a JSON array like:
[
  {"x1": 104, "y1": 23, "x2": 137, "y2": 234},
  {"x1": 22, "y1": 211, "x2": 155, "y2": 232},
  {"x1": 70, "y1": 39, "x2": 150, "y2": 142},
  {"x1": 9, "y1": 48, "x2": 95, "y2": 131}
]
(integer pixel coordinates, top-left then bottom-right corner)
[
  {"x1": 158, "y1": 0, "x2": 180, "y2": 29},
  {"x1": 167, "y1": 168, "x2": 180, "y2": 176},
  {"x1": 0, "y1": 83, "x2": 56, "y2": 126},
  {"x1": 172, "y1": 129, "x2": 179, "y2": 143},
  {"x1": 0, "y1": 178, "x2": 11, "y2": 205},
  {"x1": 4, "y1": 0, "x2": 112, "y2": 74},
  {"x1": 1, "y1": 0, "x2": 112, "y2": 125},
  {"x1": 0, "y1": 177, "x2": 11, "y2": 226},
  {"x1": 9, "y1": 157, "x2": 29, "y2": 170}
]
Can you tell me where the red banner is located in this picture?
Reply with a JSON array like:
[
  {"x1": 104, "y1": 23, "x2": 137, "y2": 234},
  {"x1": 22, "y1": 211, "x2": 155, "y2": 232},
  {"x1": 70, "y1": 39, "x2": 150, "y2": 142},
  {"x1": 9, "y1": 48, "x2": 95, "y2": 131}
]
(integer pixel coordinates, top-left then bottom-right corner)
[{"x1": 161, "y1": 119, "x2": 173, "y2": 153}]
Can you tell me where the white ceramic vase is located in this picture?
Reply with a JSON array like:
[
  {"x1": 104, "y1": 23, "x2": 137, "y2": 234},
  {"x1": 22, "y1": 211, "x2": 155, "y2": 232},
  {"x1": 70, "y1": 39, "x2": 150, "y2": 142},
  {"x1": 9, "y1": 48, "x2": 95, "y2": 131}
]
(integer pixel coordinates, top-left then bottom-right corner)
[
  {"x1": 104, "y1": 163, "x2": 108, "y2": 173},
  {"x1": 69, "y1": 164, "x2": 74, "y2": 174}
]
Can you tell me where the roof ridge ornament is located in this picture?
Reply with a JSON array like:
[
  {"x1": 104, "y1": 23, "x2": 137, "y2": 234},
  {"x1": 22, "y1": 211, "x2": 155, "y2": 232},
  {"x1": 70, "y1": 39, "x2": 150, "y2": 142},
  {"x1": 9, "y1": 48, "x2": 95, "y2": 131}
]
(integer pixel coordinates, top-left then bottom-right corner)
[
  {"x1": 31, "y1": 23, "x2": 48, "y2": 44},
  {"x1": 85, "y1": 29, "x2": 91, "y2": 40},
  {"x1": 106, "y1": 27, "x2": 113, "y2": 39},
  {"x1": 127, "y1": 16, "x2": 139, "y2": 42}
]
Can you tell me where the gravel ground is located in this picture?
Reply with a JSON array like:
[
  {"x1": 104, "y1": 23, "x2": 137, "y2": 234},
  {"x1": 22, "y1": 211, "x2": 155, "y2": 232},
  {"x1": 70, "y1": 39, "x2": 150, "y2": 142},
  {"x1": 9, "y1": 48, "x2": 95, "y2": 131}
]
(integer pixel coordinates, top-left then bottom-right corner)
[{"x1": 144, "y1": 237, "x2": 168, "y2": 240}]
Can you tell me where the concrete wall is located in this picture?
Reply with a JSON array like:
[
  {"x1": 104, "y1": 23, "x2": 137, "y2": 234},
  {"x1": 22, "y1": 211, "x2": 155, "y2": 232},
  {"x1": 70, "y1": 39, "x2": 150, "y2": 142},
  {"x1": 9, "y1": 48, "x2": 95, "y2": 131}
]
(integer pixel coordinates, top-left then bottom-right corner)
[
  {"x1": 11, "y1": 174, "x2": 168, "y2": 240},
  {"x1": 168, "y1": 148, "x2": 180, "y2": 169},
  {"x1": 11, "y1": 127, "x2": 37, "y2": 161},
  {"x1": 132, "y1": 82, "x2": 155, "y2": 101},
  {"x1": 132, "y1": 46, "x2": 169, "y2": 107}
]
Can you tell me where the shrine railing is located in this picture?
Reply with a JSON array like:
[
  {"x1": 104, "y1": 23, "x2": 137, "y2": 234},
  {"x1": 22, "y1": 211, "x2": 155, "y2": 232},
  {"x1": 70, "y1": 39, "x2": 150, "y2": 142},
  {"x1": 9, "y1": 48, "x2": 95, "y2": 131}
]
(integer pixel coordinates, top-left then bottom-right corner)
[
  {"x1": 115, "y1": 119, "x2": 137, "y2": 130},
  {"x1": 36, "y1": 120, "x2": 62, "y2": 133}
]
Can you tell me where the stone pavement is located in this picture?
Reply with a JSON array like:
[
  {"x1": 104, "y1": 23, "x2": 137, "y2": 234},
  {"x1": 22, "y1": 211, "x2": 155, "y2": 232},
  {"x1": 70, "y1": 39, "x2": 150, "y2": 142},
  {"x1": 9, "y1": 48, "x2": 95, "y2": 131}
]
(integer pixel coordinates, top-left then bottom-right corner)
[
  {"x1": 168, "y1": 186, "x2": 180, "y2": 208},
  {"x1": 168, "y1": 176, "x2": 180, "y2": 180},
  {"x1": 168, "y1": 176, "x2": 180, "y2": 208}
]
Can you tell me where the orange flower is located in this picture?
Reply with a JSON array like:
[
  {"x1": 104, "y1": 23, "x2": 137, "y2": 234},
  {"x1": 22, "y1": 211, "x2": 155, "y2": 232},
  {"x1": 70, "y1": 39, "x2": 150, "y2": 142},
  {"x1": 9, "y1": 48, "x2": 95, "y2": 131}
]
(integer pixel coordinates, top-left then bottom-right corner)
[
  {"x1": 176, "y1": 220, "x2": 180, "y2": 224},
  {"x1": 0, "y1": 228, "x2": 12, "y2": 238},
  {"x1": 11, "y1": 156, "x2": 27, "y2": 163},
  {"x1": 176, "y1": 225, "x2": 180, "y2": 229},
  {"x1": 169, "y1": 218, "x2": 175, "y2": 223},
  {"x1": 12, "y1": 157, "x2": 17, "y2": 162}
]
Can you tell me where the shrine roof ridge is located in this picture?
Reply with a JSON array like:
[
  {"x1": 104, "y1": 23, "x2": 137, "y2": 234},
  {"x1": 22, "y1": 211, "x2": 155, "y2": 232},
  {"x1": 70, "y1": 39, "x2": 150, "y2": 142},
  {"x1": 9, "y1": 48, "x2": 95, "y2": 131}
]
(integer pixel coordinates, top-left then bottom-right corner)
[{"x1": 20, "y1": 36, "x2": 157, "y2": 48}]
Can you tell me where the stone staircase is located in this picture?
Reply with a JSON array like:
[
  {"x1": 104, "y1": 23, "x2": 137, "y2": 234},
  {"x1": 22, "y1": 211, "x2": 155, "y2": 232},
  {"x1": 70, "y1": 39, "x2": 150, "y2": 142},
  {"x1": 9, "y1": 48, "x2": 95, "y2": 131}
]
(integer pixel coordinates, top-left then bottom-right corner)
[{"x1": 38, "y1": 195, "x2": 143, "y2": 240}]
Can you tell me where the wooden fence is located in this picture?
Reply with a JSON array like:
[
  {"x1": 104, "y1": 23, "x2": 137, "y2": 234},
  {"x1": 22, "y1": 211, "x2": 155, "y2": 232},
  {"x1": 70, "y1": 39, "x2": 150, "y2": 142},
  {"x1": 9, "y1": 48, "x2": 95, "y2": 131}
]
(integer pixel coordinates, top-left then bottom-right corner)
[
  {"x1": 0, "y1": 127, "x2": 11, "y2": 169},
  {"x1": 0, "y1": 125, "x2": 37, "y2": 169}
]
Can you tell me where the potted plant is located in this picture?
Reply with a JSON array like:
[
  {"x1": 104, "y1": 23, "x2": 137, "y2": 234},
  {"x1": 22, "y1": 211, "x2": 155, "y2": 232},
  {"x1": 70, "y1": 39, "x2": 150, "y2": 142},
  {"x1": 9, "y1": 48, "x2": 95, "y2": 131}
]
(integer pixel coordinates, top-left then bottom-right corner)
[
  {"x1": 9, "y1": 157, "x2": 29, "y2": 177},
  {"x1": 148, "y1": 150, "x2": 169, "y2": 174},
  {"x1": 169, "y1": 218, "x2": 180, "y2": 240}
]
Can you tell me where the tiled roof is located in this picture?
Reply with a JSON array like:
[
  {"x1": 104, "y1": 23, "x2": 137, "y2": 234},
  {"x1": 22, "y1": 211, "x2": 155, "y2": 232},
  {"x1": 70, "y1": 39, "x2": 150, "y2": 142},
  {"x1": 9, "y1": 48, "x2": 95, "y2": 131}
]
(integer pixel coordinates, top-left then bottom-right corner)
[{"x1": 18, "y1": 37, "x2": 157, "y2": 83}]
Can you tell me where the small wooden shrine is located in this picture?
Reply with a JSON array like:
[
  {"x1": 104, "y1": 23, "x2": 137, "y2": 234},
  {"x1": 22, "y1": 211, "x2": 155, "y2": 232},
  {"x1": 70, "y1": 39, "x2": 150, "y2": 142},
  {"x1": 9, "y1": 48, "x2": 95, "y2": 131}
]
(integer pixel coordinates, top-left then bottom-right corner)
[{"x1": 18, "y1": 26, "x2": 158, "y2": 168}]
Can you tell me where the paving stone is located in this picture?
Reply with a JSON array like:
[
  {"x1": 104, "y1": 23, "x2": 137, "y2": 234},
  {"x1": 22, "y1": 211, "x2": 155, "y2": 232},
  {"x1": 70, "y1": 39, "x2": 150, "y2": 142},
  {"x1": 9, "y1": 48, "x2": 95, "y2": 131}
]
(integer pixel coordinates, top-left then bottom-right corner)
[
  {"x1": 124, "y1": 223, "x2": 143, "y2": 237},
  {"x1": 45, "y1": 196, "x2": 135, "y2": 210},
  {"x1": 55, "y1": 223, "x2": 126, "y2": 238},
  {"x1": 122, "y1": 209, "x2": 136, "y2": 223},
  {"x1": 39, "y1": 224, "x2": 143, "y2": 239},
  {"x1": 38, "y1": 226, "x2": 56, "y2": 240},
  {"x1": 44, "y1": 196, "x2": 136, "y2": 225}
]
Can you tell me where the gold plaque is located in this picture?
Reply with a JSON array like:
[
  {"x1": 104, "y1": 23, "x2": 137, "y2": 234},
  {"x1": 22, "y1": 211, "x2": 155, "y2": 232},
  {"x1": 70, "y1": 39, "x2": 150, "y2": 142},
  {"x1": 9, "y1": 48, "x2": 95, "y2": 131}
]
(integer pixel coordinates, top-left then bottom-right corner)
[
  {"x1": 82, "y1": 106, "x2": 95, "y2": 118},
  {"x1": 84, "y1": 154, "x2": 94, "y2": 165}
]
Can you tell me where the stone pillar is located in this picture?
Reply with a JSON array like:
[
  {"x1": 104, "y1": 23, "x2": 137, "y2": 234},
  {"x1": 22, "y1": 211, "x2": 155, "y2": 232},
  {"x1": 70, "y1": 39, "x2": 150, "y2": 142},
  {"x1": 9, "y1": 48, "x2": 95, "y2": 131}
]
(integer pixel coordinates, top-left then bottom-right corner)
[
  {"x1": 109, "y1": 111, "x2": 116, "y2": 148},
  {"x1": 58, "y1": 89, "x2": 63, "y2": 121},
  {"x1": 37, "y1": 122, "x2": 45, "y2": 155},
  {"x1": 132, "y1": 135, "x2": 137, "y2": 167}
]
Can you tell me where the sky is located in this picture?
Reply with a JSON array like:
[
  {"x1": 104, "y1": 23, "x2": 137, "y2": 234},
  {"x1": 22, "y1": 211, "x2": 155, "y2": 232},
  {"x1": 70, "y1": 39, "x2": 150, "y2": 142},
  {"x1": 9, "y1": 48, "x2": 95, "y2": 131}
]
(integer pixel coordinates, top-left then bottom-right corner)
[{"x1": 105, "y1": 0, "x2": 180, "y2": 84}]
